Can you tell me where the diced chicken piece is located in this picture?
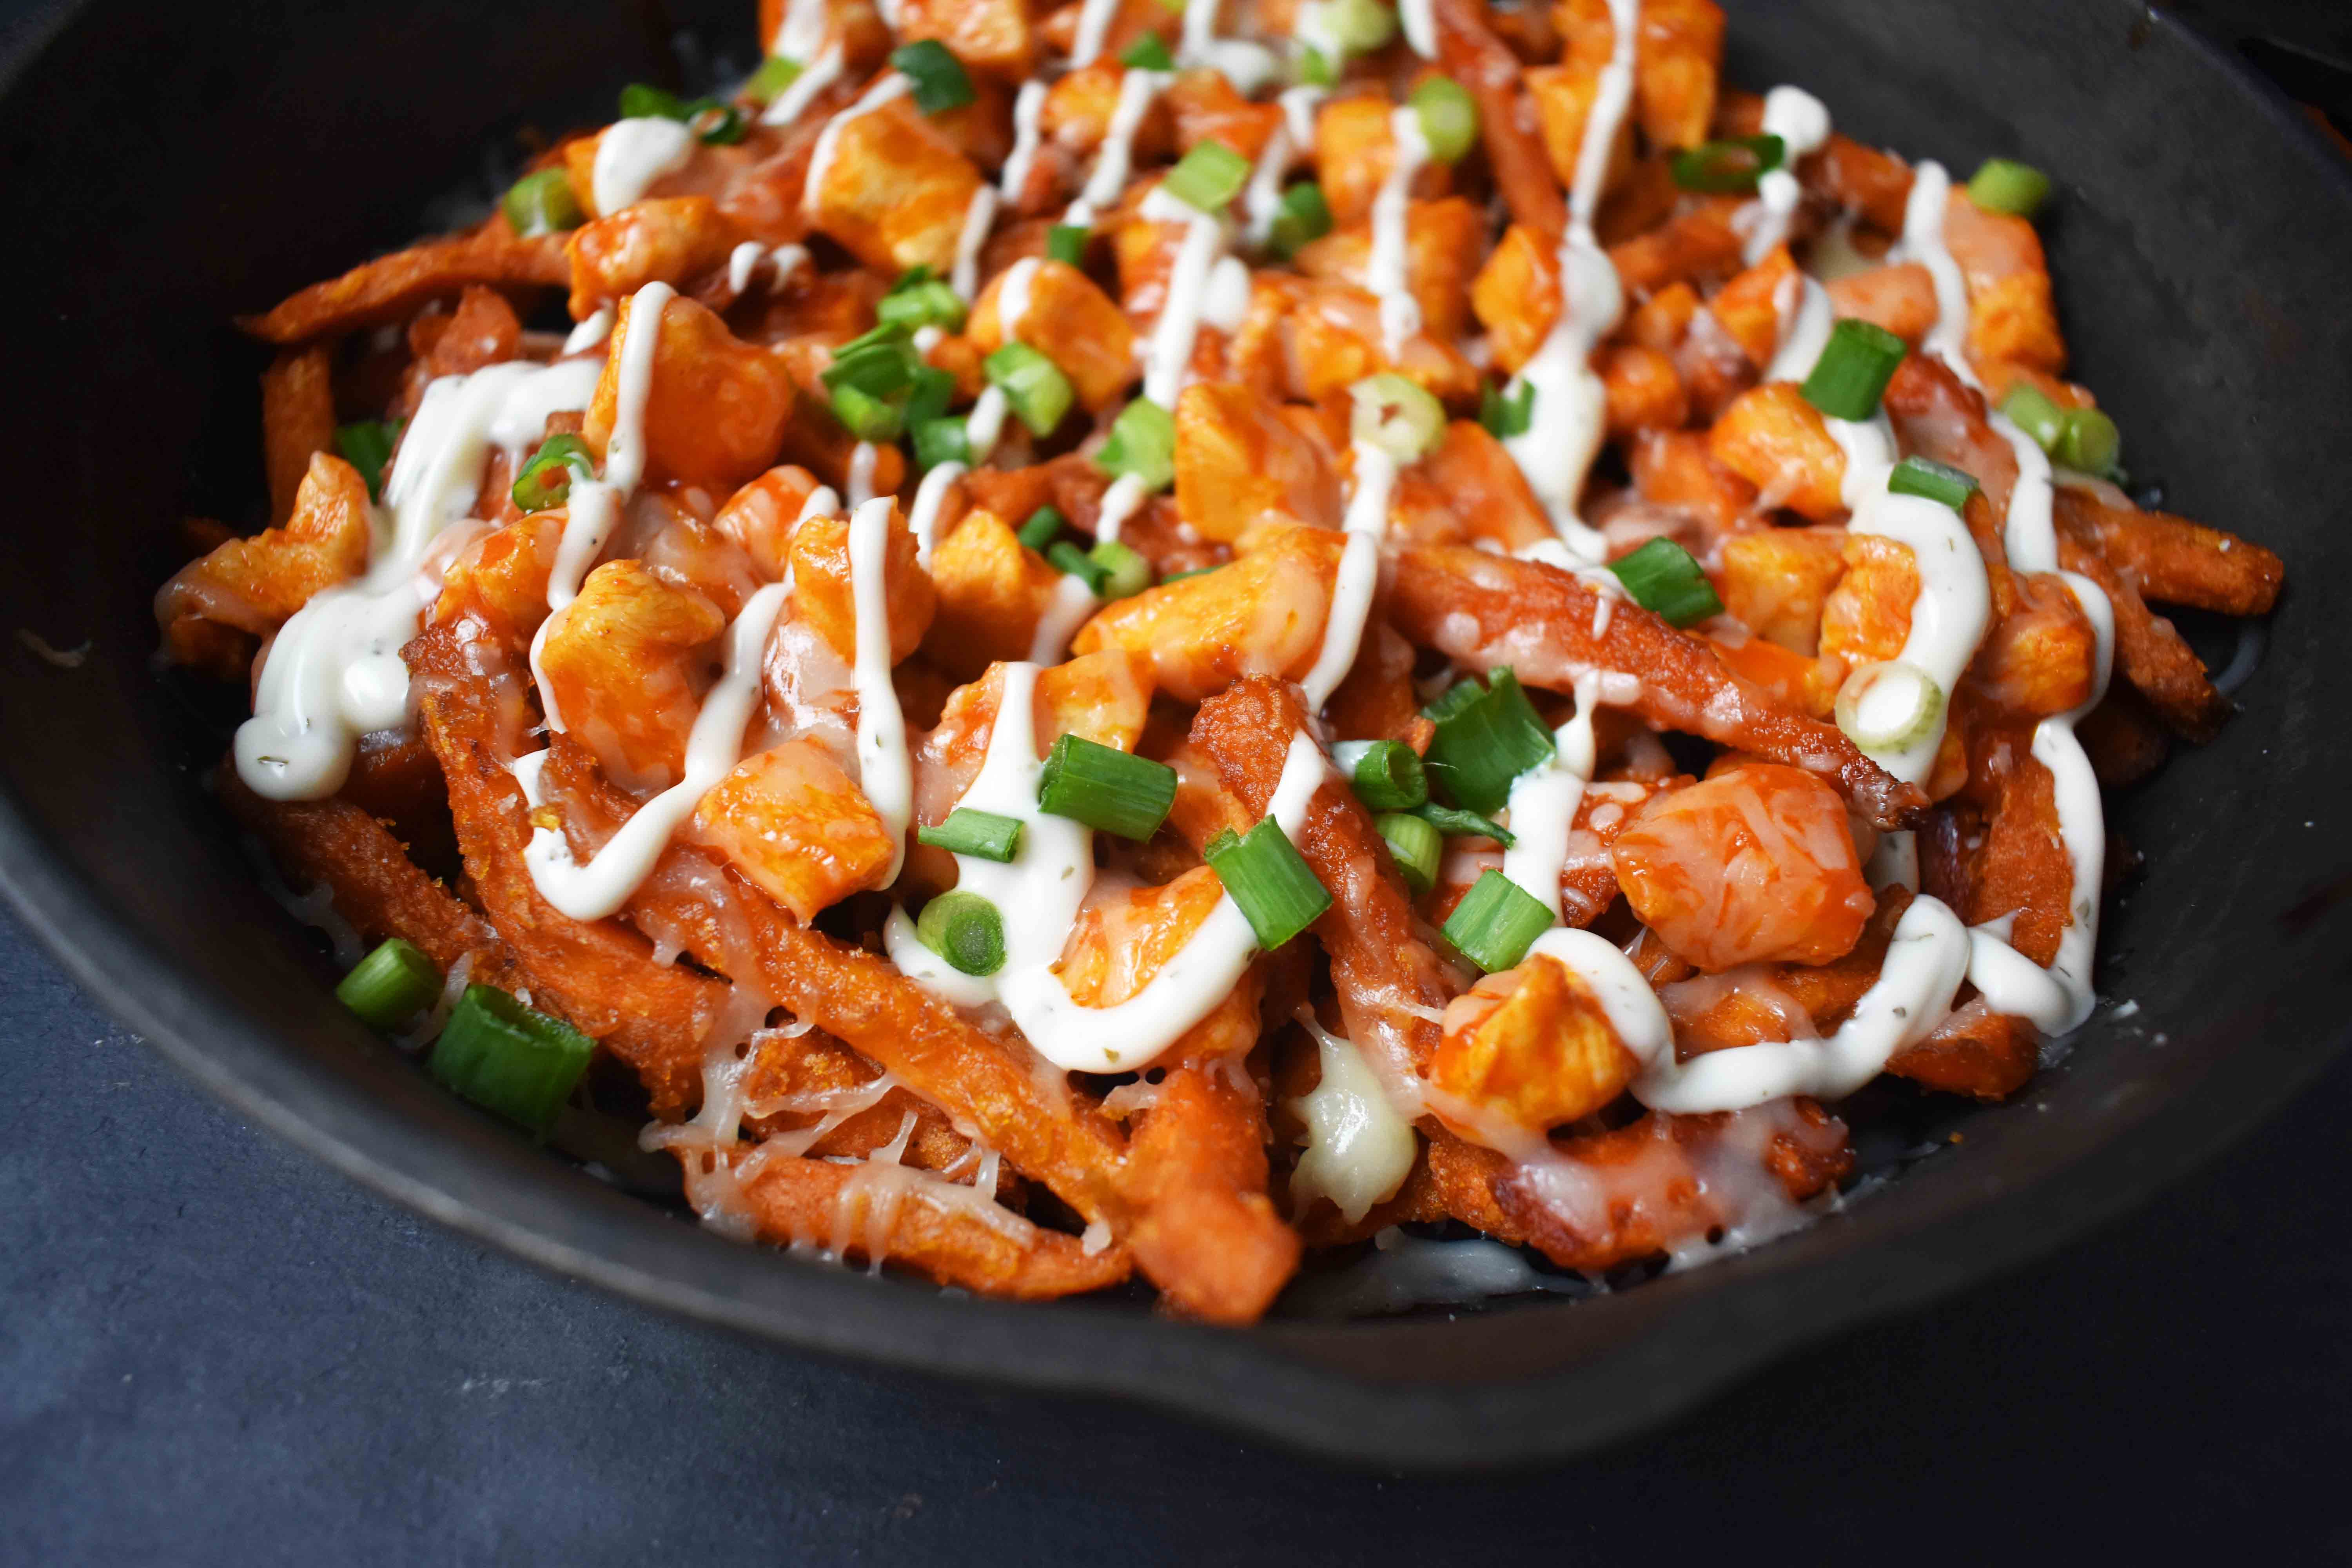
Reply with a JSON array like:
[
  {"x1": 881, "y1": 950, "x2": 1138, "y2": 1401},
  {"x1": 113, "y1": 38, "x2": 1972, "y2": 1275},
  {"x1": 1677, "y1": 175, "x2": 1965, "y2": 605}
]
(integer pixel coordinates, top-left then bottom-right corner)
[
  {"x1": 1430, "y1": 953, "x2": 1642, "y2": 1142},
  {"x1": 691, "y1": 737, "x2": 897, "y2": 920},
  {"x1": 583, "y1": 290, "x2": 795, "y2": 491},
  {"x1": 535, "y1": 558, "x2": 725, "y2": 793}
]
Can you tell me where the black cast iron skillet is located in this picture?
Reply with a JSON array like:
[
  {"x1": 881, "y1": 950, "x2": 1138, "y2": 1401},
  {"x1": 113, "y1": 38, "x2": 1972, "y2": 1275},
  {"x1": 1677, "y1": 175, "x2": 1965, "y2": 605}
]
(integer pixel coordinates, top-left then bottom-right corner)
[{"x1": 2, "y1": 0, "x2": 2347, "y2": 1469}]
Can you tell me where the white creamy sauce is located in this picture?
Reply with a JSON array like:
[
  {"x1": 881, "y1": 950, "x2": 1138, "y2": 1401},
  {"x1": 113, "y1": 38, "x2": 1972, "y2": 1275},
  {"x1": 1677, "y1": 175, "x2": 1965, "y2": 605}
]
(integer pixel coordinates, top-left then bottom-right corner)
[
  {"x1": 1069, "y1": 0, "x2": 1124, "y2": 65},
  {"x1": 907, "y1": 462, "x2": 964, "y2": 567},
  {"x1": 768, "y1": 0, "x2": 828, "y2": 62},
  {"x1": 1765, "y1": 273, "x2": 1834, "y2": 385},
  {"x1": 1027, "y1": 574, "x2": 1102, "y2": 663},
  {"x1": 514, "y1": 583, "x2": 789, "y2": 921},
  {"x1": 993, "y1": 257, "x2": 1040, "y2": 346},
  {"x1": 847, "y1": 496, "x2": 915, "y2": 884},
  {"x1": 1367, "y1": 107, "x2": 1430, "y2": 359},
  {"x1": 999, "y1": 80, "x2": 1050, "y2": 203},
  {"x1": 888, "y1": 714, "x2": 1329, "y2": 1073},
  {"x1": 1063, "y1": 66, "x2": 1170, "y2": 230},
  {"x1": 1741, "y1": 85, "x2": 1831, "y2": 265},
  {"x1": 950, "y1": 187, "x2": 999, "y2": 302},
  {"x1": 846, "y1": 441, "x2": 880, "y2": 505},
  {"x1": 1499, "y1": 0, "x2": 1637, "y2": 560},
  {"x1": 802, "y1": 72, "x2": 913, "y2": 218},
  {"x1": 562, "y1": 307, "x2": 615, "y2": 356},
  {"x1": 1287, "y1": 1005, "x2": 1417, "y2": 1224},
  {"x1": 234, "y1": 353, "x2": 605, "y2": 799},
  {"x1": 728, "y1": 241, "x2": 809, "y2": 296},
  {"x1": 964, "y1": 384, "x2": 1011, "y2": 461},
  {"x1": 1498, "y1": 671, "x2": 1611, "y2": 918},
  {"x1": 1201, "y1": 255, "x2": 1254, "y2": 332},
  {"x1": 1137, "y1": 185, "x2": 1229, "y2": 407},
  {"x1": 1297, "y1": 442, "x2": 1396, "y2": 708},
  {"x1": 591, "y1": 117, "x2": 696, "y2": 215},
  {"x1": 760, "y1": 42, "x2": 843, "y2": 127},
  {"x1": 1241, "y1": 87, "x2": 1325, "y2": 246}
]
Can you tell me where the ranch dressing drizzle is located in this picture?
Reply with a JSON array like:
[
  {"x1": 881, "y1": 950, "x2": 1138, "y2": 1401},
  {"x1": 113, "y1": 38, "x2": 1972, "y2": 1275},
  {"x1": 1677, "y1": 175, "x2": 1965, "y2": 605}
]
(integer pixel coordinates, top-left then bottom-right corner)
[
  {"x1": 885, "y1": 711, "x2": 1328, "y2": 1073},
  {"x1": 760, "y1": 42, "x2": 843, "y2": 127},
  {"x1": 727, "y1": 241, "x2": 809, "y2": 296},
  {"x1": 1137, "y1": 185, "x2": 1229, "y2": 407},
  {"x1": 1497, "y1": 670, "x2": 1613, "y2": 918},
  {"x1": 847, "y1": 496, "x2": 914, "y2": 884},
  {"x1": 905, "y1": 387, "x2": 1016, "y2": 568},
  {"x1": 531, "y1": 281, "x2": 674, "y2": 733},
  {"x1": 802, "y1": 71, "x2": 913, "y2": 218},
  {"x1": 1740, "y1": 85, "x2": 1831, "y2": 264},
  {"x1": 592, "y1": 117, "x2": 696, "y2": 214},
  {"x1": 1368, "y1": 107, "x2": 1430, "y2": 358},
  {"x1": 562, "y1": 307, "x2": 615, "y2": 356},
  {"x1": 999, "y1": 80, "x2": 1049, "y2": 202},
  {"x1": 512, "y1": 582, "x2": 790, "y2": 922},
  {"x1": 950, "y1": 187, "x2": 999, "y2": 301},
  {"x1": 1062, "y1": 65, "x2": 1169, "y2": 230},
  {"x1": 1297, "y1": 442, "x2": 1397, "y2": 708},
  {"x1": 1499, "y1": 0, "x2": 1637, "y2": 559},
  {"x1": 846, "y1": 441, "x2": 879, "y2": 505},
  {"x1": 234, "y1": 353, "x2": 605, "y2": 799},
  {"x1": 1241, "y1": 87, "x2": 1325, "y2": 245}
]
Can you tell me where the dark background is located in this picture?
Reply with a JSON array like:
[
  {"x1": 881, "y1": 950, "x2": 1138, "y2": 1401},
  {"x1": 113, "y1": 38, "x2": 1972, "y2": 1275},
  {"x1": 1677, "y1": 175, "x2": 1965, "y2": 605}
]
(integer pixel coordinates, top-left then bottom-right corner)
[{"x1": 4, "y1": 3, "x2": 2349, "y2": 1563}]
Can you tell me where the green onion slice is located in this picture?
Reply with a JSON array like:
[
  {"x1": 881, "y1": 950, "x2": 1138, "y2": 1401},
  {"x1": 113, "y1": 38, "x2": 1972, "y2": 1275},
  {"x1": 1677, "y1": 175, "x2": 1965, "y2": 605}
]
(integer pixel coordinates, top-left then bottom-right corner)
[
  {"x1": 1421, "y1": 666, "x2": 1555, "y2": 814},
  {"x1": 1479, "y1": 379, "x2": 1534, "y2": 439},
  {"x1": 502, "y1": 168, "x2": 584, "y2": 238},
  {"x1": 822, "y1": 328, "x2": 921, "y2": 399},
  {"x1": 427, "y1": 984, "x2": 595, "y2": 1136},
  {"x1": 1163, "y1": 138, "x2": 1252, "y2": 213},
  {"x1": 1800, "y1": 317, "x2": 1907, "y2": 422},
  {"x1": 1330, "y1": 739, "x2": 1428, "y2": 811},
  {"x1": 744, "y1": 54, "x2": 804, "y2": 105},
  {"x1": 877, "y1": 270, "x2": 968, "y2": 333},
  {"x1": 1268, "y1": 181, "x2": 1332, "y2": 259},
  {"x1": 916, "y1": 891, "x2": 1007, "y2": 976},
  {"x1": 1016, "y1": 505, "x2": 1067, "y2": 551},
  {"x1": 2054, "y1": 406, "x2": 2121, "y2": 476},
  {"x1": 1835, "y1": 659, "x2": 1947, "y2": 753},
  {"x1": 1348, "y1": 372, "x2": 1446, "y2": 462},
  {"x1": 918, "y1": 808, "x2": 1025, "y2": 862},
  {"x1": 1374, "y1": 811, "x2": 1442, "y2": 896},
  {"x1": 618, "y1": 83, "x2": 745, "y2": 144},
  {"x1": 905, "y1": 363, "x2": 957, "y2": 428},
  {"x1": 1203, "y1": 821, "x2": 1332, "y2": 950},
  {"x1": 334, "y1": 420, "x2": 400, "y2": 502},
  {"x1": 1037, "y1": 733, "x2": 1178, "y2": 840},
  {"x1": 1047, "y1": 539, "x2": 1111, "y2": 594},
  {"x1": 1297, "y1": 45, "x2": 1337, "y2": 88},
  {"x1": 1045, "y1": 223, "x2": 1089, "y2": 267},
  {"x1": 1886, "y1": 455, "x2": 1981, "y2": 512},
  {"x1": 914, "y1": 416, "x2": 972, "y2": 471},
  {"x1": 984, "y1": 342, "x2": 1076, "y2": 438},
  {"x1": 1089, "y1": 539, "x2": 1153, "y2": 600},
  {"x1": 1410, "y1": 76, "x2": 1478, "y2": 165},
  {"x1": 336, "y1": 938, "x2": 441, "y2": 1029},
  {"x1": 1121, "y1": 34, "x2": 1176, "y2": 71},
  {"x1": 1668, "y1": 134, "x2": 1787, "y2": 194},
  {"x1": 1441, "y1": 869, "x2": 1554, "y2": 973},
  {"x1": 829, "y1": 383, "x2": 906, "y2": 443},
  {"x1": 891, "y1": 40, "x2": 976, "y2": 114},
  {"x1": 1413, "y1": 802, "x2": 1515, "y2": 847},
  {"x1": 510, "y1": 432, "x2": 595, "y2": 513},
  {"x1": 1094, "y1": 398, "x2": 1177, "y2": 490},
  {"x1": 1966, "y1": 157, "x2": 2051, "y2": 218},
  {"x1": 1998, "y1": 383, "x2": 2066, "y2": 453},
  {"x1": 1607, "y1": 537, "x2": 1723, "y2": 628},
  {"x1": 1323, "y1": 0, "x2": 1399, "y2": 53}
]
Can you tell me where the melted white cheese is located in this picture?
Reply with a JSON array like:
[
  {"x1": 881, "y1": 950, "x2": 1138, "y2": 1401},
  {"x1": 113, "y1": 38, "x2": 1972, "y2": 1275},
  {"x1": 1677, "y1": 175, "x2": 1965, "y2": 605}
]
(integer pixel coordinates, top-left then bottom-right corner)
[{"x1": 1287, "y1": 1005, "x2": 1417, "y2": 1224}]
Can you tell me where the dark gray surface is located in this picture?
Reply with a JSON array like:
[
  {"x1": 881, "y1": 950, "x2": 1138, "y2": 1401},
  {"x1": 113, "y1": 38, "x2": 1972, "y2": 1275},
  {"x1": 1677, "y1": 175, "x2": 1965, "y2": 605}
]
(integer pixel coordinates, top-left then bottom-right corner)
[{"x1": 5, "y1": 893, "x2": 2348, "y2": 1563}]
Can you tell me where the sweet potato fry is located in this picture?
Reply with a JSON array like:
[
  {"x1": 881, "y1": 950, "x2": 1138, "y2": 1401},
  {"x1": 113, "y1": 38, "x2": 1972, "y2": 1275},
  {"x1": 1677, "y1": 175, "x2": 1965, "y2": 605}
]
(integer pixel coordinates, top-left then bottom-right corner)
[
  {"x1": 1123, "y1": 1051, "x2": 1303, "y2": 1323},
  {"x1": 261, "y1": 345, "x2": 336, "y2": 526},
  {"x1": 155, "y1": 452, "x2": 373, "y2": 666},
  {"x1": 241, "y1": 222, "x2": 569, "y2": 345},
  {"x1": 2053, "y1": 515, "x2": 2230, "y2": 742},
  {"x1": 1385, "y1": 543, "x2": 1929, "y2": 828},
  {"x1": 1433, "y1": 0, "x2": 1567, "y2": 242},
  {"x1": 2054, "y1": 487, "x2": 2282, "y2": 617}
]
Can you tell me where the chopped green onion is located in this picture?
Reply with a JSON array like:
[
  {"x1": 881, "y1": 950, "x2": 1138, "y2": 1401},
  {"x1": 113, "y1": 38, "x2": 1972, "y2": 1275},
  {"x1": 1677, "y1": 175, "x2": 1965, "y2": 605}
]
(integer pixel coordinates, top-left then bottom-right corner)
[
  {"x1": 1421, "y1": 667, "x2": 1554, "y2": 814},
  {"x1": 1835, "y1": 659, "x2": 1946, "y2": 753},
  {"x1": 905, "y1": 363, "x2": 957, "y2": 428},
  {"x1": 1330, "y1": 739, "x2": 1428, "y2": 811},
  {"x1": 1036, "y1": 733, "x2": 1178, "y2": 840},
  {"x1": 1047, "y1": 539, "x2": 1111, "y2": 594},
  {"x1": 501, "y1": 168, "x2": 584, "y2": 238},
  {"x1": 744, "y1": 54, "x2": 804, "y2": 105},
  {"x1": 1479, "y1": 379, "x2": 1534, "y2": 439},
  {"x1": 1799, "y1": 317, "x2": 1907, "y2": 422},
  {"x1": 1886, "y1": 455, "x2": 1981, "y2": 512},
  {"x1": 1441, "y1": 869, "x2": 1554, "y2": 973},
  {"x1": 1410, "y1": 76, "x2": 1478, "y2": 165},
  {"x1": 1017, "y1": 505, "x2": 1067, "y2": 551},
  {"x1": 696, "y1": 103, "x2": 750, "y2": 145},
  {"x1": 829, "y1": 383, "x2": 906, "y2": 442},
  {"x1": 891, "y1": 40, "x2": 976, "y2": 114},
  {"x1": 1203, "y1": 821, "x2": 1332, "y2": 949},
  {"x1": 1413, "y1": 802, "x2": 1514, "y2": 846},
  {"x1": 2054, "y1": 406, "x2": 2121, "y2": 475},
  {"x1": 619, "y1": 82, "x2": 687, "y2": 120},
  {"x1": 1046, "y1": 223, "x2": 1089, "y2": 266},
  {"x1": 335, "y1": 938, "x2": 441, "y2": 1029},
  {"x1": 914, "y1": 416, "x2": 972, "y2": 470},
  {"x1": 1298, "y1": 45, "x2": 1337, "y2": 87},
  {"x1": 822, "y1": 329, "x2": 921, "y2": 399},
  {"x1": 1268, "y1": 180, "x2": 1332, "y2": 259},
  {"x1": 984, "y1": 342, "x2": 1076, "y2": 437},
  {"x1": 1323, "y1": 0, "x2": 1399, "y2": 52},
  {"x1": 428, "y1": 985, "x2": 595, "y2": 1136},
  {"x1": 1121, "y1": 34, "x2": 1176, "y2": 71},
  {"x1": 1163, "y1": 137, "x2": 1252, "y2": 213},
  {"x1": 1374, "y1": 811, "x2": 1442, "y2": 896},
  {"x1": 1094, "y1": 398, "x2": 1177, "y2": 490},
  {"x1": 918, "y1": 808, "x2": 1024, "y2": 863},
  {"x1": 1966, "y1": 157, "x2": 2051, "y2": 218},
  {"x1": 1089, "y1": 538, "x2": 1153, "y2": 599},
  {"x1": 511, "y1": 432, "x2": 595, "y2": 512},
  {"x1": 877, "y1": 272, "x2": 967, "y2": 333},
  {"x1": 1669, "y1": 134, "x2": 1787, "y2": 194},
  {"x1": 1998, "y1": 383, "x2": 2066, "y2": 452},
  {"x1": 1348, "y1": 372, "x2": 1446, "y2": 461},
  {"x1": 334, "y1": 420, "x2": 400, "y2": 502},
  {"x1": 618, "y1": 83, "x2": 745, "y2": 144},
  {"x1": 916, "y1": 891, "x2": 1007, "y2": 976},
  {"x1": 1607, "y1": 537, "x2": 1722, "y2": 628}
]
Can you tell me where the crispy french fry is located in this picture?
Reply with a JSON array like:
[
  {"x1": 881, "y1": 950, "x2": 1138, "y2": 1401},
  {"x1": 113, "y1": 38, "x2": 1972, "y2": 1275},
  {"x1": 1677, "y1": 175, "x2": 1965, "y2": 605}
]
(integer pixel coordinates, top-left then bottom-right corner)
[
  {"x1": 1386, "y1": 543, "x2": 1930, "y2": 827},
  {"x1": 1433, "y1": 0, "x2": 1568, "y2": 242},
  {"x1": 1123, "y1": 1049, "x2": 1302, "y2": 1323},
  {"x1": 241, "y1": 222, "x2": 568, "y2": 345},
  {"x1": 2053, "y1": 515, "x2": 2230, "y2": 742},
  {"x1": 2054, "y1": 487, "x2": 2282, "y2": 617},
  {"x1": 261, "y1": 345, "x2": 336, "y2": 527}
]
